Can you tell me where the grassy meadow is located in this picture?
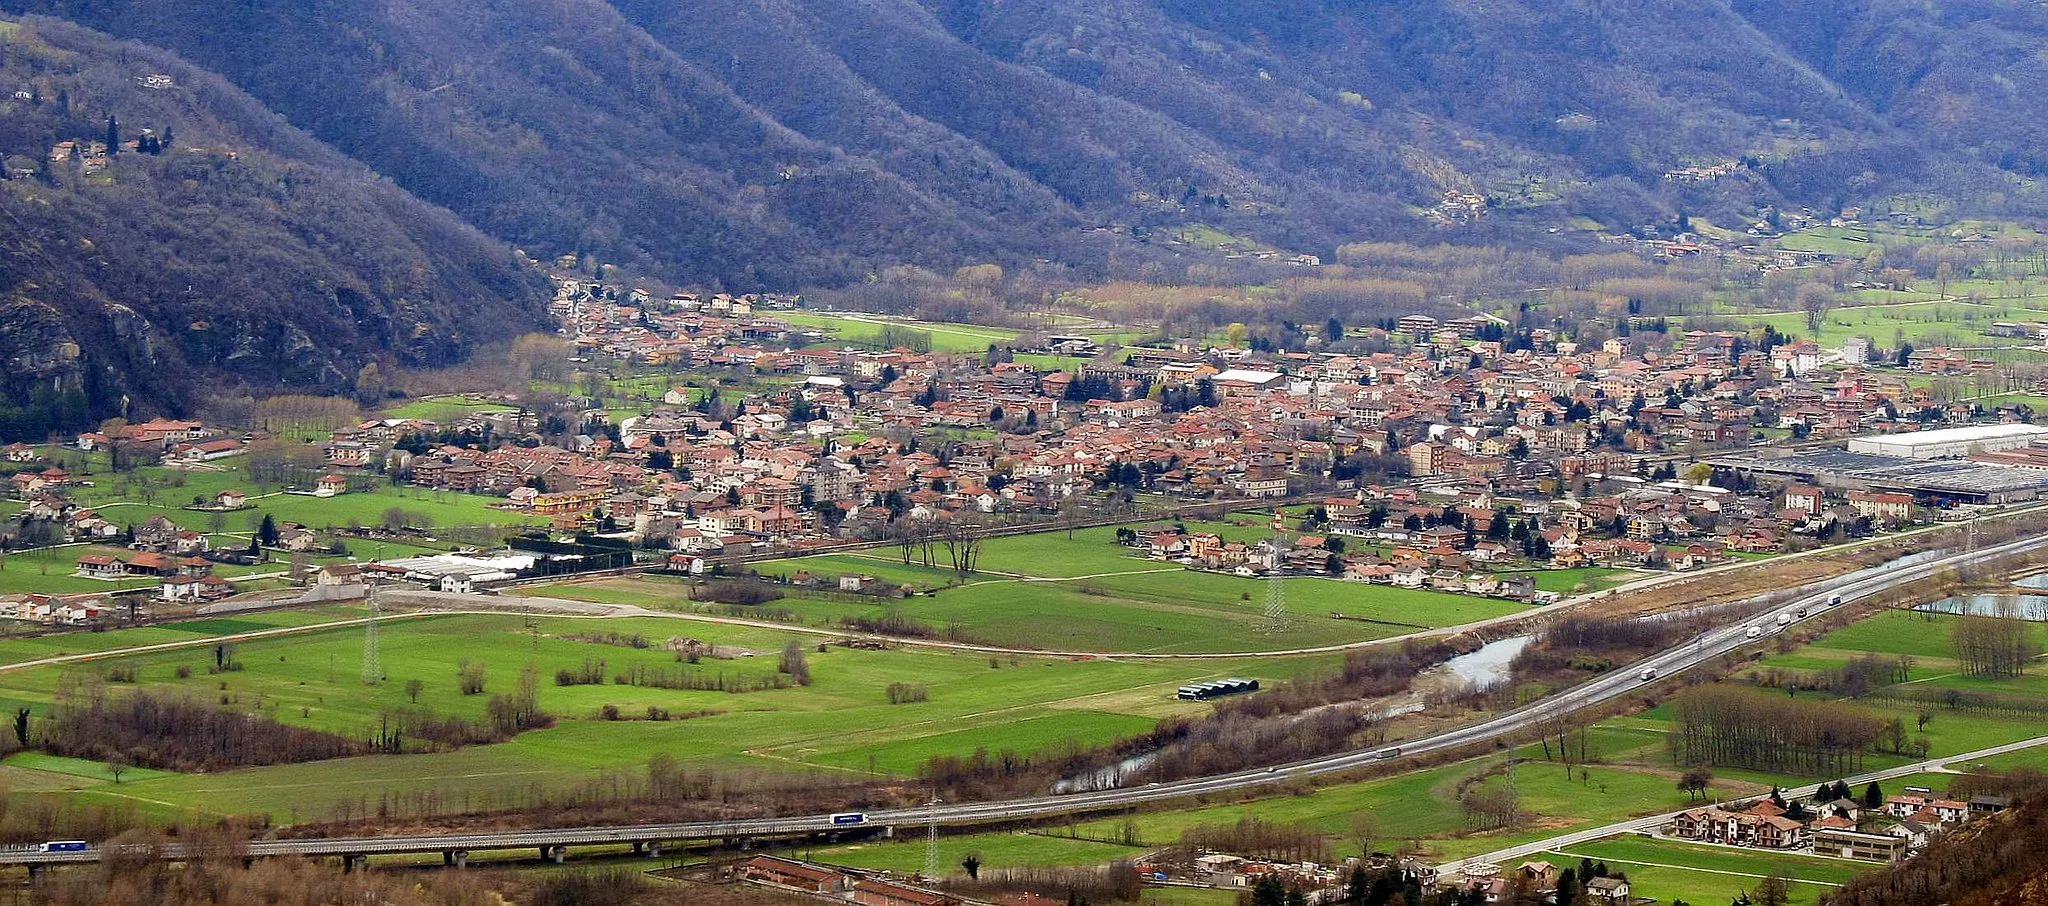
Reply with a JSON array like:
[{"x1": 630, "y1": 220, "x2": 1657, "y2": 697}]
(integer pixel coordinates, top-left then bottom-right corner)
[
  {"x1": 536, "y1": 521, "x2": 1540, "y2": 655},
  {"x1": 0, "y1": 609, "x2": 1343, "y2": 822}
]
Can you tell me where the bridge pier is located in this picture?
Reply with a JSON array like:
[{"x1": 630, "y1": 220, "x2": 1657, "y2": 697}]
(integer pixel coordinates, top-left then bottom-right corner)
[
  {"x1": 25, "y1": 864, "x2": 43, "y2": 883},
  {"x1": 542, "y1": 845, "x2": 566, "y2": 864},
  {"x1": 632, "y1": 840, "x2": 661, "y2": 858},
  {"x1": 342, "y1": 854, "x2": 367, "y2": 873},
  {"x1": 443, "y1": 850, "x2": 469, "y2": 868}
]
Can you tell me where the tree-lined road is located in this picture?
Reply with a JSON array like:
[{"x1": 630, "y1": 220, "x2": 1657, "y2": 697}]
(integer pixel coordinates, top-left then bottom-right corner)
[{"x1": 4, "y1": 525, "x2": 2039, "y2": 867}]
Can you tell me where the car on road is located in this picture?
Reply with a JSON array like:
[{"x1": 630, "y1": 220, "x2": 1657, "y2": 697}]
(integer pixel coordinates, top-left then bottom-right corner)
[
  {"x1": 1639, "y1": 668, "x2": 1658, "y2": 681},
  {"x1": 1746, "y1": 625, "x2": 1762, "y2": 639},
  {"x1": 1776, "y1": 613, "x2": 1793, "y2": 627}
]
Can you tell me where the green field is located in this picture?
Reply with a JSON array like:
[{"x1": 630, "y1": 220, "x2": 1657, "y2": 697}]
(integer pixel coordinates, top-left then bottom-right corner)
[
  {"x1": 541, "y1": 524, "x2": 1528, "y2": 654},
  {"x1": 0, "y1": 544, "x2": 163, "y2": 594},
  {"x1": 1050, "y1": 755, "x2": 1716, "y2": 865},
  {"x1": 782, "y1": 312, "x2": 1023, "y2": 354},
  {"x1": 1528, "y1": 567, "x2": 1631, "y2": 594},
  {"x1": 1585, "y1": 607, "x2": 2048, "y2": 790},
  {"x1": 1543, "y1": 835, "x2": 1860, "y2": 906},
  {"x1": 0, "y1": 610, "x2": 1343, "y2": 821},
  {"x1": 808, "y1": 831, "x2": 1145, "y2": 877},
  {"x1": 1695, "y1": 298, "x2": 2048, "y2": 350},
  {"x1": 379, "y1": 395, "x2": 519, "y2": 422},
  {"x1": 782, "y1": 311, "x2": 1136, "y2": 357},
  {"x1": 45, "y1": 459, "x2": 547, "y2": 544},
  {"x1": 0, "y1": 605, "x2": 369, "y2": 667}
]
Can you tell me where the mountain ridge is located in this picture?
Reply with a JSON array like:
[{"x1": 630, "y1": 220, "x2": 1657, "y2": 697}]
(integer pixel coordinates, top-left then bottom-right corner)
[{"x1": 24, "y1": 0, "x2": 2047, "y2": 290}]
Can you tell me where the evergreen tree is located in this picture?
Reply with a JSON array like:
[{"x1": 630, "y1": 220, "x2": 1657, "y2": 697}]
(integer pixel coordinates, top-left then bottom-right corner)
[
  {"x1": 1345, "y1": 867, "x2": 1369, "y2": 906},
  {"x1": 105, "y1": 115, "x2": 119, "y2": 155}
]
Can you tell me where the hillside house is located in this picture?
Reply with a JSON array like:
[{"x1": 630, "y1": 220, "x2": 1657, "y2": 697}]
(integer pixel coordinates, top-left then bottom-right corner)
[
  {"x1": 75, "y1": 554, "x2": 126, "y2": 579},
  {"x1": 1665, "y1": 804, "x2": 1808, "y2": 849},
  {"x1": 1585, "y1": 877, "x2": 1631, "y2": 903},
  {"x1": 317, "y1": 563, "x2": 363, "y2": 587}
]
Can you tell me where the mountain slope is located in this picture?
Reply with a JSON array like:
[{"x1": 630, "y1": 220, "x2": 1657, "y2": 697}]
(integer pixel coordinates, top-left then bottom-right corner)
[
  {"x1": 0, "y1": 17, "x2": 551, "y2": 432},
  {"x1": 4, "y1": 0, "x2": 2044, "y2": 294},
  {"x1": 1731, "y1": 0, "x2": 2048, "y2": 176}
]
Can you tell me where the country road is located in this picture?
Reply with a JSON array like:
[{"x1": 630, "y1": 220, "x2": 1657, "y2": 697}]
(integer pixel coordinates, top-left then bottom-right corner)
[
  {"x1": 4, "y1": 522, "x2": 2040, "y2": 867},
  {"x1": 1440, "y1": 734, "x2": 2048, "y2": 876}
]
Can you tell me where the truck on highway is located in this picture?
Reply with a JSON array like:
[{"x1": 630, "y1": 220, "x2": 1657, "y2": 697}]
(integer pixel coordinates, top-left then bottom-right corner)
[
  {"x1": 1638, "y1": 668, "x2": 1658, "y2": 681},
  {"x1": 1373, "y1": 747, "x2": 1402, "y2": 760},
  {"x1": 1746, "y1": 625, "x2": 1762, "y2": 639},
  {"x1": 38, "y1": 842, "x2": 87, "y2": 853},
  {"x1": 829, "y1": 813, "x2": 868, "y2": 826},
  {"x1": 1829, "y1": 594, "x2": 1843, "y2": 607},
  {"x1": 1776, "y1": 613, "x2": 1793, "y2": 627}
]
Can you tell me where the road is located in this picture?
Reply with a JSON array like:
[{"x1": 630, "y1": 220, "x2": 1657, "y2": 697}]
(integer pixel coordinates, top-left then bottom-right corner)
[
  {"x1": 4, "y1": 525, "x2": 2040, "y2": 867},
  {"x1": 1438, "y1": 734, "x2": 2048, "y2": 876}
]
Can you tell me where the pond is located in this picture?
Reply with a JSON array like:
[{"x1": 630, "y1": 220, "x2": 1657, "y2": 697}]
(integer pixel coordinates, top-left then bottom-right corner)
[{"x1": 1913, "y1": 594, "x2": 2048, "y2": 620}]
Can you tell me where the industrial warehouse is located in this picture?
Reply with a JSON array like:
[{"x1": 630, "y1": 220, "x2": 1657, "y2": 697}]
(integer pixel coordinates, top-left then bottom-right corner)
[
  {"x1": 1719, "y1": 424, "x2": 2048, "y2": 505},
  {"x1": 1845, "y1": 423, "x2": 2048, "y2": 459}
]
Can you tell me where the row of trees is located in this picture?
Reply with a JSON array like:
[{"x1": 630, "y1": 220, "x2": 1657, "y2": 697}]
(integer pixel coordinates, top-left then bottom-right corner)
[
  {"x1": 1667, "y1": 685, "x2": 1884, "y2": 775},
  {"x1": 886, "y1": 514, "x2": 988, "y2": 574},
  {"x1": 1952, "y1": 613, "x2": 2038, "y2": 678},
  {"x1": 41, "y1": 681, "x2": 365, "y2": 772}
]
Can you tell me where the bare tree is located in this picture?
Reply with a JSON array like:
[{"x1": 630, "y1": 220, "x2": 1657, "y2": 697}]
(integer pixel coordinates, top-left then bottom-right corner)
[
  {"x1": 941, "y1": 516, "x2": 987, "y2": 574},
  {"x1": 778, "y1": 641, "x2": 812, "y2": 686},
  {"x1": 1350, "y1": 812, "x2": 1379, "y2": 857}
]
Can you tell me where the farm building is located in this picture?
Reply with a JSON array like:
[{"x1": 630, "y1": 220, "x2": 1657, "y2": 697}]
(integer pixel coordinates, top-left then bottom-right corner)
[{"x1": 1177, "y1": 677, "x2": 1261, "y2": 701}]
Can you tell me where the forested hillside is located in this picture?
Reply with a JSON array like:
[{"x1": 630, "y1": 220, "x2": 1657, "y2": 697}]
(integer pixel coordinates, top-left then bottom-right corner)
[
  {"x1": 4, "y1": 0, "x2": 2048, "y2": 423},
  {"x1": 15, "y1": 0, "x2": 2048, "y2": 292},
  {"x1": 1732, "y1": 0, "x2": 2048, "y2": 177},
  {"x1": 0, "y1": 17, "x2": 551, "y2": 432}
]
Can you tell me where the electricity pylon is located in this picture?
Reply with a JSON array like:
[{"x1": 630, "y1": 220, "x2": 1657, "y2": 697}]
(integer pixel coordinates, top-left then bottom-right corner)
[
  {"x1": 361, "y1": 578, "x2": 382, "y2": 685},
  {"x1": 1261, "y1": 510, "x2": 1293, "y2": 634},
  {"x1": 923, "y1": 798, "x2": 943, "y2": 880}
]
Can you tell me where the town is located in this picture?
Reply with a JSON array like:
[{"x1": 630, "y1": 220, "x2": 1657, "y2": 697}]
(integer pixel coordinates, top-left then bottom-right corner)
[{"x1": 9, "y1": 264, "x2": 2048, "y2": 623}]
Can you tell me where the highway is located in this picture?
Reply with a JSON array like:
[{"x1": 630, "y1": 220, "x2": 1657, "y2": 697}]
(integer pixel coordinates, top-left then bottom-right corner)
[{"x1": 2, "y1": 528, "x2": 2041, "y2": 868}]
